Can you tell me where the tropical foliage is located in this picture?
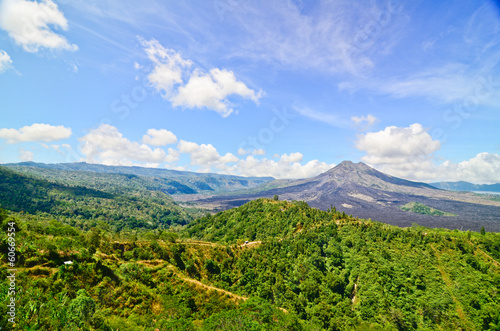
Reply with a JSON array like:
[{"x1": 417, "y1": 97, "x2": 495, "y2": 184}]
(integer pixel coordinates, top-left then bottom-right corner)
[
  {"x1": 0, "y1": 167, "x2": 200, "y2": 231},
  {"x1": 1, "y1": 165, "x2": 499, "y2": 330}
]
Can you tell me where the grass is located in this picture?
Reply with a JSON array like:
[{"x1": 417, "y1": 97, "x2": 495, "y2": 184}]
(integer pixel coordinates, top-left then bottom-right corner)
[{"x1": 400, "y1": 202, "x2": 457, "y2": 217}]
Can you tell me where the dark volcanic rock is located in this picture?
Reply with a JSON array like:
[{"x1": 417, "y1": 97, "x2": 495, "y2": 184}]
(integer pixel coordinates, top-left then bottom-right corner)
[{"x1": 182, "y1": 161, "x2": 500, "y2": 232}]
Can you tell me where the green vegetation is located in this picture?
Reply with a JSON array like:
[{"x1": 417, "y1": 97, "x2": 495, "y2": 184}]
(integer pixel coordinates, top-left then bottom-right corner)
[
  {"x1": 186, "y1": 199, "x2": 500, "y2": 329},
  {"x1": 478, "y1": 193, "x2": 500, "y2": 202},
  {"x1": 0, "y1": 166, "x2": 201, "y2": 231},
  {"x1": 0, "y1": 208, "x2": 304, "y2": 330},
  {"x1": 400, "y1": 202, "x2": 457, "y2": 217},
  {"x1": 5, "y1": 162, "x2": 274, "y2": 195},
  {"x1": 185, "y1": 199, "x2": 331, "y2": 243},
  {"x1": 1, "y1": 165, "x2": 499, "y2": 330}
]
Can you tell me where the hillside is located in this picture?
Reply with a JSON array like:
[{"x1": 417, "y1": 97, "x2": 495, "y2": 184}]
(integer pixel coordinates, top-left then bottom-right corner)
[
  {"x1": 4, "y1": 162, "x2": 274, "y2": 195},
  {"x1": 181, "y1": 161, "x2": 500, "y2": 232},
  {"x1": 0, "y1": 166, "x2": 199, "y2": 231},
  {"x1": 1, "y1": 199, "x2": 499, "y2": 330},
  {"x1": 5, "y1": 161, "x2": 500, "y2": 232}
]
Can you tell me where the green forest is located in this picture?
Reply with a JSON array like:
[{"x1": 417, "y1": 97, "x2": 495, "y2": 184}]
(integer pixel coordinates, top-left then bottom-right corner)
[
  {"x1": 1, "y1": 166, "x2": 500, "y2": 330},
  {"x1": 0, "y1": 167, "x2": 201, "y2": 231}
]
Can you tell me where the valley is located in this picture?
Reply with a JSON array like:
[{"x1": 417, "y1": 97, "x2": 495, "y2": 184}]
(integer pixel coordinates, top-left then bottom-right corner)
[
  {"x1": 174, "y1": 161, "x2": 500, "y2": 232},
  {"x1": 1, "y1": 162, "x2": 499, "y2": 330}
]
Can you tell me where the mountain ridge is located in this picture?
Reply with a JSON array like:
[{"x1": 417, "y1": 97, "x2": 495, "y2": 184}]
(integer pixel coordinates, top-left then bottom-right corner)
[
  {"x1": 6, "y1": 161, "x2": 275, "y2": 180},
  {"x1": 5, "y1": 160, "x2": 500, "y2": 231},
  {"x1": 3, "y1": 161, "x2": 275, "y2": 195},
  {"x1": 431, "y1": 180, "x2": 500, "y2": 193},
  {"x1": 179, "y1": 161, "x2": 500, "y2": 232}
]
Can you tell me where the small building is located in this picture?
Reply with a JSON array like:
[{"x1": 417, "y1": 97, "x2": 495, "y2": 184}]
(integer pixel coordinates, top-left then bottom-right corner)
[{"x1": 63, "y1": 261, "x2": 73, "y2": 265}]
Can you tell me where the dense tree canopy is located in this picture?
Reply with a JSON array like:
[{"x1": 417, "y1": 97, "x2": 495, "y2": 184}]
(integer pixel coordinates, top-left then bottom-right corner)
[
  {"x1": 1, "y1": 171, "x2": 499, "y2": 330},
  {"x1": 185, "y1": 199, "x2": 500, "y2": 330},
  {"x1": 0, "y1": 167, "x2": 200, "y2": 231}
]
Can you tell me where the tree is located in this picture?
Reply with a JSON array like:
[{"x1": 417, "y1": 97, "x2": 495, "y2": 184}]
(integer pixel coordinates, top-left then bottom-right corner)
[
  {"x1": 204, "y1": 259, "x2": 220, "y2": 274},
  {"x1": 66, "y1": 289, "x2": 96, "y2": 328},
  {"x1": 273, "y1": 195, "x2": 279, "y2": 201},
  {"x1": 87, "y1": 227, "x2": 102, "y2": 254},
  {"x1": 0, "y1": 207, "x2": 8, "y2": 223},
  {"x1": 480, "y1": 226, "x2": 486, "y2": 235}
]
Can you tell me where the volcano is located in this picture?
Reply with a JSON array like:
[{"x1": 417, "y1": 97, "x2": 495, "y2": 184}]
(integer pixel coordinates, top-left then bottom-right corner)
[{"x1": 181, "y1": 161, "x2": 500, "y2": 231}]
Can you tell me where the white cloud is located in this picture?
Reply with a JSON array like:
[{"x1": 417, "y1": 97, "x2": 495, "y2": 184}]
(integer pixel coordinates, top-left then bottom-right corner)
[
  {"x1": 79, "y1": 124, "x2": 175, "y2": 166},
  {"x1": 140, "y1": 38, "x2": 192, "y2": 97},
  {"x1": 290, "y1": 159, "x2": 335, "y2": 178},
  {"x1": 224, "y1": 154, "x2": 334, "y2": 179},
  {"x1": 142, "y1": 128, "x2": 177, "y2": 146},
  {"x1": 351, "y1": 114, "x2": 379, "y2": 131},
  {"x1": 356, "y1": 123, "x2": 440, "y2": 166},
  {"x1": 164, "y1": 147, "x2": 180, "y2": 163},
  {"x1": 178, "y1": 139, "x2": 239, "y2": 170},
  {"x1": 355, "y1": 124, "x2": 500, "y2": 184},
  {"x1": 73, "y1": 124, "x2": 335, "y2": 179},
  {"x1": 438, "y1": 153, "x2": 500, "y2": 184},
  {"x1": 237, "y1": 148, "x2": 266, "y2": 156},
  {"x1": 0, "y1": 50, "x2": 13, "y2": 72},
  {"x1": 172, "y1": 68, "x2": 261, "y2": 117},
  {"x1": 355, "y1": 123, "x2": 441, "y2": 181},
  {"x1": 0, "y1": 123, "x2": 72, "y2": 143},
  {"x1": 0, "y1": 0, "x2": 77, "y2": 53},
  {"x1": 140, "y1": 38, "x2": 262, "y2": 116},
  {"x1": 280, "y1": 152, "x2": 303, "y2": 163},
  {"x1": 176, "y1": 139, "x2": 329, "y2": 179},
  {"x1": 177, "y1": 140, "x2": 199, "y2": 154},
  {"x1": 18, "y1": 149, "x2": 33, "y2": 161},
  {"x1": 73, "y1": 125, "x2": 333, "y2": 180}
]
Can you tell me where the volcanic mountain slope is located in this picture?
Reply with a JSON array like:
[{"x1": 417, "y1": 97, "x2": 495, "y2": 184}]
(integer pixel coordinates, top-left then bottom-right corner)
[{"x1": 178, "y1": 161, "x2": 500, "y2": 232}]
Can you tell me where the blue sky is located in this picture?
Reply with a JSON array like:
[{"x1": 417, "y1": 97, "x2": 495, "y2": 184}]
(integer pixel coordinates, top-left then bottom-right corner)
[{"x1": 0, "y1": 0, "x2": 499, "y2": 183}]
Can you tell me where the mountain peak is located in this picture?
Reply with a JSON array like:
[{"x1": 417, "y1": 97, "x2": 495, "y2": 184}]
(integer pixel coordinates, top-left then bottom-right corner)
[
  {"x1": 337, "y1": 160, "x2": 354, "y2": 166},
  {"x1": 315, "y1": 161, "x2": 377, "y2": 182},
  {"x1": 315, "y1": 160, "x2": 437, "y2": 191},
  {"x1": 331, "y1": 160, "x2": 372, "y2": 172}
]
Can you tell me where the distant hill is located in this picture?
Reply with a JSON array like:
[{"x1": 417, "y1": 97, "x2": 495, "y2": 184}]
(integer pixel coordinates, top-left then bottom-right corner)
[
  {"x1": 0, "y1": 166, "x2": 198, "y2": 230},
  {"x1": 4, "y1": 162, "x2": 274, "y2": 195},
  {"x1": 4, "y1": 161, "x2": 500, "y2": 231},
  {"x1": 431, "y1": 181, "x2": 500, "y2": 193},
  {"x1": 182, "y1": 161, "x2": 500, "y2": 232}
]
